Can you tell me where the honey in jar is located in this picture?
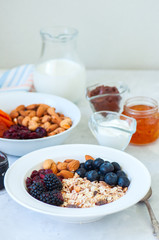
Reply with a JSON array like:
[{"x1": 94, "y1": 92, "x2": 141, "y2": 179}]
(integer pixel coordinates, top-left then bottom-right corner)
[{"x1": 122, "y1": 97, "x2": 159, "y2": 144}]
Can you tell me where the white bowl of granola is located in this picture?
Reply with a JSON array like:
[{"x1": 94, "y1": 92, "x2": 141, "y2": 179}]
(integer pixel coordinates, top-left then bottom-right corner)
[
  {"x1": 0, "y1": 92, "x2": 80, "y2": 156},
  {"x1": 4, "y1": 144, "x2": 151, "y2": 223}
]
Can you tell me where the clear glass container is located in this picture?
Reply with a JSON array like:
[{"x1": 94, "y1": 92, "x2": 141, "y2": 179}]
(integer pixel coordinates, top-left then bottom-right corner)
[
  {"x1": 86, "y1": 81, "x2": 128, "y2": 113},
  {"x1": 122, "y1": 96, "x2": 159, "y2": 145},
  {"x1": 33, "y1": 26, "x2": 86, "y2": 103},
  {"x1": 88, "y1": 111, "x2": 136, "y2": 150},
  {"x1": 0, "y1": 151, "x2": 9, "y2": 191}
]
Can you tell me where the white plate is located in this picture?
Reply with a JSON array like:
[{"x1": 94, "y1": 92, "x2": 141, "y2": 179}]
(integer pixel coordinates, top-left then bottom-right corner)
[
  {"x1": 0, "y1": 92, "x2": 80, "y2": 156},
  {"x1": 4, "y1": 144, "x2": 151, "y2": 223}
]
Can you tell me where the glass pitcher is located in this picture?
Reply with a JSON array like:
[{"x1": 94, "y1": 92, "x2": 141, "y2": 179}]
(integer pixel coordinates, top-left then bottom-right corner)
[{"x1": 33, "y1": 26, "x2": 86, "y2": 103}]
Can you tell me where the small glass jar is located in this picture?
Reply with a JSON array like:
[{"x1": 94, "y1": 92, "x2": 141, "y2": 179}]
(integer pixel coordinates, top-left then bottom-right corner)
[
  {"x1": 88, "y1": 111, "x2": 136, "y2": 150},
  {"x1": 0, "y1": 151, "x2": 9, "y2": 190},
  {"x1": 122, "y1": 96, "x2": 159, "y2": 145},
  {"x1": 86, "y1": 81, "x2": 128, "y2": 113}
]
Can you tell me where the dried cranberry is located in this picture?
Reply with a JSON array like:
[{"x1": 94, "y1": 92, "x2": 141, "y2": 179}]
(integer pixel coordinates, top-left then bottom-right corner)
[
  {"x1": 31, "y1": 170, "x2": 39, "y2": 179},
  {"x1": 26, "y1": 177, "x2": 33, "y2": 188},
  {"x1": 44, "y1": 169, "x2": 53, "y2": 174},
  {"x1": 35, "y1": 127, "x2": 47, "y2": 138}
]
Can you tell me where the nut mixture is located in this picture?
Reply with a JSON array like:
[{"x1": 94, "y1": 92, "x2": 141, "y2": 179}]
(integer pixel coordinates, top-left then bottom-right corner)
[
  {"x1": 61, "y1": 173, "x2": 127, "y2": 208},
  {"x1": 10, "y1": 104, "x2": 72, "y2": 136}
]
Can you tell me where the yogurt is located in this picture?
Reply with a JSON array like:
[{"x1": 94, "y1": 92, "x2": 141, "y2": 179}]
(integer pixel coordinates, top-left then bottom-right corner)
[
  {"x1": 93, "y1": 119, "x2": 132, "y2": 150},
  {"x1": 33, "y1": 59, "x2": 86, "y2": 103}
]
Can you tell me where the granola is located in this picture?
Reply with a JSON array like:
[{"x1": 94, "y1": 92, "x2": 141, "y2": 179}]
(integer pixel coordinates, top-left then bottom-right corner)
[{"x1": 62, "y1": 173, "x2": 127, "y2": 208}]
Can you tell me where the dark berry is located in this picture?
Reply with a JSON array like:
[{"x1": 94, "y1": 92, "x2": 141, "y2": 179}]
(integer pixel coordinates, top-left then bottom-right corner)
[
  {"x1": 104, "y1": 172, "x2": 118, "y2": 186},
  {"x1": 35, "y1": 127, "x2": 47, "y2": 138},
  {"x1": 118, "y1": 176, "x2": 130, "y2": 188},
  {"x1": 29, "y1": 182, "x2": 45, "y2": 199},
  {"x1": 80, "y1": 163, "x2": 85, "y2": 169},
  {"x1": 40, "y1": 190, "x2": 64, "y2": 206},
  {"x1": 111, "y1": 162, "x2": 121, "y2": 172},
  {"x1": 86, "y1": 170, "x2": 99, "y2": 182},
  {"x1": 99, "y1": 175, "x2": 105, "y2": 181},
  {"x1": 99, "y1": 162, "x2": 114, "y2": 175},
  {"x1": 44, "y1": 173, "x2": 62, "y2": 191},
  {"x1": 44, "y1": 169, "x2": 53, "y2": 174},
  {"x1": 32, "y1": 175, "x2": 41, "y2": 182},
  {"x1": 26, "y1": 177, "x2": 32, "y2": 188},
  {"x1": 76, "y1": 168, "x2": 86, "y2": 178},
  {"x1": 116, "y1": 170, "x2": 127, "y2": 178},
  {"x1": 31, "y1": 170, "x2": 39, "y2": 179},
  {"x1": 93, "y1": 158, "x2": 104, "y2": 169},
  {"x1": 84, "y1": 160, "x2": 94, "y2": 170}
]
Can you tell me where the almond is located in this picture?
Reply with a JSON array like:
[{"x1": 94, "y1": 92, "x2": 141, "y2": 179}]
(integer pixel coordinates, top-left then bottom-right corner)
[
  {"x1": 36, "y1": 104, "x2": 50, "y2": 117},
  {"x1": 16, "y1": 105, "x2": 25, "y2": 112},
  {"x1": 57, "y1": 162, "x2": 68, "y2": 171},
  {"x1": 26, "y1": 104, "x2": 39, "y2": 110},
  {"x1": 51, "y1": 162, "x2": 58, "y2": 174},
  {"x1": 10, "y1": 110, "x2": 19, "y2": 119},
  {"x1": 67, "y1": 160, "x2": 80, "y2": 172},
  {"x1": 85, "y1": 155, "x2": 95, "y2": 161},
  {"x1": 64, "y1": 159, "x2": 74, "y2": 163},
  {"x1": 57, "y1": 170, "x2": 74, "y2": 179},
  {"x1": 43, "y1": 159, "x2": 54, "y2": 169}
]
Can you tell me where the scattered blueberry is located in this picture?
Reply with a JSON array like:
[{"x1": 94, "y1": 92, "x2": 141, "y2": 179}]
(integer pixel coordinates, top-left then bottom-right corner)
[
  {"x1": 76, "y1": 168, "x2": 86, "y2": 178},
  {"x1": 84, "y1": 160, "x2": 94, "y2": 170},
  {"x1": 111, "y1": 162, "x2": 121, "y2": 172},
  {"x1": 86, "y1": 170, "x2": 99, "y2": 182},
  {"x1": 116, "y1": 170, "x2": 127, "y2": 178},
  {"x1": 104, "y1": 172, "x2": 118, "y2": 186},
  {"x1": 118, "y1": 176, "x2": 130, "y2": 188},
  {"x1": 93, "y1": 158, "x2": 104, "y2": 169},
  {"x1": 99, "y1": 162, "x2": 114, "y2": 175}
]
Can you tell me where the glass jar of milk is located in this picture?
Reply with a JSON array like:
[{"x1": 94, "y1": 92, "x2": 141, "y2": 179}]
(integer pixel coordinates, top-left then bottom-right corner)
[{"x1": 33, "y1": 26, "x2": 86, "y2": 103}]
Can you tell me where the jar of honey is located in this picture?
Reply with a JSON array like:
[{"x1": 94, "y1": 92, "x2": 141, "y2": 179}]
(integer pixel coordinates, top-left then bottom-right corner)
[{"x1": 122, "y1": 96, "x2": 159, "y2": 144}]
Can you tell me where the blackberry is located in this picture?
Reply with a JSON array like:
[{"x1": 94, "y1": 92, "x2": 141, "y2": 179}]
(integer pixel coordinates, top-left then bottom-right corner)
[
  {"x1": 40, "y1": 190, "x2": 64, "y2": 206},
  {"x1": 44, "y1": 173, "x2": 62, "y2": 191},
  {"x1": 29, "y1": 182, "x2": 45, "y2": 199}
]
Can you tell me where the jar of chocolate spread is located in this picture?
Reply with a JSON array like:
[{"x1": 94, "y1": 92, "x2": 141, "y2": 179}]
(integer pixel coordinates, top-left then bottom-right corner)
[{"x1": 86, "y1": 81, "x2": 128, "y2": 113}]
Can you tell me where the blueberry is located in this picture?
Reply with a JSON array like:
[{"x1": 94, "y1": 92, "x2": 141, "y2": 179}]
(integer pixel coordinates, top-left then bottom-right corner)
[
  {"x1": 118, "y1": 176, "x2": 130, "y2": 188},
  {"x1": 104, "y1": 172, "x2": 118, "y2": 186},
  {"x1": 93, "y1": 158, "x2": 104, "y2": 169},
  {"x1": 84, "y1": 160, "x2": 94, "y2": 170},
  {"x1": 116, "y1": 170, "x2": 127, "y2": 178},
  {"x1": 80, "y1": 163, "x2": 85, "y2": 169},
  {"x1": 86, "y1": 170, "x2": 99, "y2": 182},
  {"x1": 99, "y1": 162, "x2": 114, "y2": 175},
  {"x1": 99, "y1": 175, "x2": 105, "y2": 181},
  {"x1": 76, "y1": 168, "x2": 86, "y2": 178},
  {"x1": 111, "y1": 162, "x2": 121, "y2": 172}
]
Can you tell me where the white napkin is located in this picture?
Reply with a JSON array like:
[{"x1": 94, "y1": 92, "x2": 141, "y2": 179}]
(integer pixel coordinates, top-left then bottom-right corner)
[{"x1": 0, "y1": 64, "x2": 34, "y2": 92}]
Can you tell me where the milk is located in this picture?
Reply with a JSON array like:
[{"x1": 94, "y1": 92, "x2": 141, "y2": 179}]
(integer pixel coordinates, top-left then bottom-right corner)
[
  {"x1": 95, "y1": 119, "x2": 132, "y2": 150},
  {"x1": 33, "y1": 59, "x2": 86, "y2": 103}
]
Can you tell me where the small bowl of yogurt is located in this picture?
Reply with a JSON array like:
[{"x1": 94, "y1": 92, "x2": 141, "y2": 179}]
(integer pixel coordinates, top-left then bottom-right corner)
[{"x1": 88, "y1": 111, "x2": 136, "y2": 151}]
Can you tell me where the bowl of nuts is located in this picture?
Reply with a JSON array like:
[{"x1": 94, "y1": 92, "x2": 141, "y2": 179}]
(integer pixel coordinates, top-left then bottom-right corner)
[
  {"x1": 0, "y1": 92, "x2": 81, "y2": 156},
  {"x1": 4, "y1": 144, "x2": 151, "y2": 223}
]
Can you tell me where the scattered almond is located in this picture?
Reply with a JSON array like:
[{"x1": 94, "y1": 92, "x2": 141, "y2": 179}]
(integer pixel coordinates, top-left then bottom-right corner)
[
  {"x1": 43, "y1": 159, "x2": 54, "y2": 169},
  {"x1": 85, "y1": 155, "x2": 95, "y2": 161},
  {"x1": 67, "y1": 160, "x2": 80, "y2": 172},
  {"x1": 57, "y1": 170, "x2": 74, "y2": 179},
  {"x1": 57, "y1": 162, "x2": 68, "y2": 171}
]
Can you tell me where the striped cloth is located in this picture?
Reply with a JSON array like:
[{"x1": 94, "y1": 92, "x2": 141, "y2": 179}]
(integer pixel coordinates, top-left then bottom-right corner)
[{"x1": 0, "y1": 64, "x2": 34, "y2": 92}]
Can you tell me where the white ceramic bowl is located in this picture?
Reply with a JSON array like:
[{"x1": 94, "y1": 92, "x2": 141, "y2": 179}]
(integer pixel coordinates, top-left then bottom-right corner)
[
  {"x1": 0, "y1": 92, "x2": 81, "y2": 156},
  {"x1": 4, "y1": 144, "x2": 151, "y2": 223}
]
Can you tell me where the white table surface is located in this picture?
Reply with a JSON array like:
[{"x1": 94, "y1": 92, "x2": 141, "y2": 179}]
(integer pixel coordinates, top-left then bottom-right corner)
[{"x1": 1, "y1": 69, "x2": 159, "y2": 240}]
